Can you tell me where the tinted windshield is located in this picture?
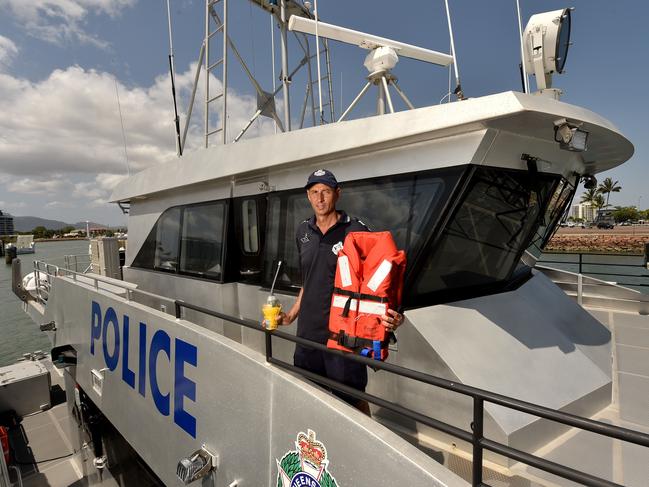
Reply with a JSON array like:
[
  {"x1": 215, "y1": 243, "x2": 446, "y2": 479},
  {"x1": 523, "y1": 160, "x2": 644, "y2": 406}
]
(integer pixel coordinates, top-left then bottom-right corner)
[{"x1": 411, "y1": 166, "x2": 562, "y2": 301}]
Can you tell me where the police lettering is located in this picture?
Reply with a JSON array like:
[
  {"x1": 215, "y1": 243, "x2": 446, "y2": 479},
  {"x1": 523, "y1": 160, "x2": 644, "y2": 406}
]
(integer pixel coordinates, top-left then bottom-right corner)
[{"x1": 90, "y1": 301, "x2": 198, "y2": 438}]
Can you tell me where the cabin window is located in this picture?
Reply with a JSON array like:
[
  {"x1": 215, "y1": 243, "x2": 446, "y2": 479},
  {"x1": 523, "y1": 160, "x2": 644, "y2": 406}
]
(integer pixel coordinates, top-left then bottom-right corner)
[
  {"x1": 263, "y1": 167, "x2": 464, "y2": 291},
  {"x1": 179, "y1": 201, "x2": 227, "y2": 279},
  {"x1": 264, "y1": 191, "x2": 312, "y2": 289},
  {"x1": 132, "y1": 200, "x2": 228, "y2": 281},
  {"x1": 338, "y1": 168, "x2": 462, "y2": 258},
  {"x1": 411, "y1": 166, "x2": 561, "y2": 300},
  {"x1": 241, "y1": 199, "x2": 259, "y2": 254},
  {"x1": 525, "y1": 176, "x2": 577, "y2": 260},
  {"x1": 232, "y1": 196, "x2": 267, "y2": 283},
  {"x1": 153, "y1": 207, "x2": 181, "y2": 272}
]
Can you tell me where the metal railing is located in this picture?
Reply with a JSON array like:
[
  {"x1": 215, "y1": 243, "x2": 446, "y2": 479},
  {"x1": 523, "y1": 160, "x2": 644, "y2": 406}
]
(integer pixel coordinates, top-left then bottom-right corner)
[
  {"x1": 174, "y1": 300, "x2": 649, "y2": 487},
  {"x1": 63, "y1": 253, "x2": 92, "y2": 274},
  {"x1": 28, "y1": 261, "x2": 173, "y2": 310},
  {"x1": 20, "y1": 259, "x2": 649, "y2": 486},
  {"x1": 538, "y1": 252, "x2": 649, "y2": 288}
]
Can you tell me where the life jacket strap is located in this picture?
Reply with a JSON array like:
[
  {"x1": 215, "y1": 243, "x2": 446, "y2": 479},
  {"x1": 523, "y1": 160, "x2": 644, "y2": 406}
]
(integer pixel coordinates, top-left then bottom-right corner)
[
  {"x1": 333, "y1": 287, "x2": 389, "y2": 318},
  {"x1": 329, "y1": 330, "x2": 390, "y2": 351}
]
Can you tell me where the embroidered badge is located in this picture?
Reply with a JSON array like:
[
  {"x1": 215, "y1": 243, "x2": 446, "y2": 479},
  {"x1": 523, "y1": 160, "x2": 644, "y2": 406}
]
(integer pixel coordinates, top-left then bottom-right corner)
[
  {"x1": 313, "y1": 169, "x2": 326, "y2": 176},
  {"x1": 300, "y1": 233, "x2": 311, "y2": 244},
  {"x1": 331, "y1": 241, "x2": 343, "y2": 255},
  {"x1": 276, "y1": 430, "x2": 339, "y2": 487}
]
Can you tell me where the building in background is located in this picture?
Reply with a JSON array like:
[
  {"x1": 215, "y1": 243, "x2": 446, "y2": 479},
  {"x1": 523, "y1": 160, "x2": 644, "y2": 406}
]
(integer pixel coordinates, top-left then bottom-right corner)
[
  {"x1": 0, "y1": 210, "x2": 14, "y2": 236},
  {"x1": 569, "y1": 203, "x2": 597, "y2": 222}
]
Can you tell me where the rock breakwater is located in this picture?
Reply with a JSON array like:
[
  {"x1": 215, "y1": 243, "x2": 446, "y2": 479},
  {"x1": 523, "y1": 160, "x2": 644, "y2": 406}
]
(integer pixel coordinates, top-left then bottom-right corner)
[{"x1": 547, "y1": 234, "x2": 649, "y2": 254}]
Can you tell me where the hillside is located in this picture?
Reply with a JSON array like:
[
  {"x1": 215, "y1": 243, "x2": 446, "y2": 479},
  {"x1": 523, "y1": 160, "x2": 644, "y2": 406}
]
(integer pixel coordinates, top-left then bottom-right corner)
[{"x1": 13, "y1": 216, "x2": 107, "y2": 232}]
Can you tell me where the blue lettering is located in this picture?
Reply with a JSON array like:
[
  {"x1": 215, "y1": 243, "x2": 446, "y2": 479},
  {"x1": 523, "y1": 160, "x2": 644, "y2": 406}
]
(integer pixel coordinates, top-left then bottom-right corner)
[
  {"x1": 121, "y1": 315, "x2": 135, "y2": 389},
  {"x1": 88, "y1": 305, "x2": 199, "y2": 437},
  {"x1": 174, "y1": 339, "x2": 198, "y2": 438},
  {"x1": 149, "y1": 329, "x2": 171, "y2": 416},
  {"x1": 102, "y1": 307, "x2": 120, "y2": 371},
  {"x1": 138, "y1": 322, "x2": 147, "y2": 397},
  {"x1": 90, "y1": 301, "x2": 102, "y2": 355}
]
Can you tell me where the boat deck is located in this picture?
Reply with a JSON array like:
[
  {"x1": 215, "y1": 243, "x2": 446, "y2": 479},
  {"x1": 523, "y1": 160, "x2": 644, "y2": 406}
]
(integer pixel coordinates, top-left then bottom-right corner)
[{"x1": 6, "y1": 362, "x2": 85, "y2": 487}]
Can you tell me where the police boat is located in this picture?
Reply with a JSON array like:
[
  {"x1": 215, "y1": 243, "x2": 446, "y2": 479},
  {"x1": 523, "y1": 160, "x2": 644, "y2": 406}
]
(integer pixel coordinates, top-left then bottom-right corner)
[{"x1": 7, "y1": 2, "x2": 649, "y2": 486}]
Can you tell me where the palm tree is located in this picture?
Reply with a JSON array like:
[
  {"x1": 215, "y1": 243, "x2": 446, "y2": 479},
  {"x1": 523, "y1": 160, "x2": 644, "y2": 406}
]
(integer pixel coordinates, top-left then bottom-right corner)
[
  {"x1": 580, "y1": 188, "x2": 598, "y2": 205},
  {"x1": 597, "y1": 177, "x2": 622, "y2": 207},
  {"x1": 592, "y1": 194, "x2": 606, "y2": 212},
  {"x1": 579, "y1": 189, "x2": 603, "y2": 222}
]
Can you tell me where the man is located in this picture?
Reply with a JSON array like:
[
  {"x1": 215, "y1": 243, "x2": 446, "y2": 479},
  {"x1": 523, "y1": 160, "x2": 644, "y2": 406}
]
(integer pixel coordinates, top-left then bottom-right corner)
[{"x1": 279, "y1": 169, "x2": 404, "y2": 412}]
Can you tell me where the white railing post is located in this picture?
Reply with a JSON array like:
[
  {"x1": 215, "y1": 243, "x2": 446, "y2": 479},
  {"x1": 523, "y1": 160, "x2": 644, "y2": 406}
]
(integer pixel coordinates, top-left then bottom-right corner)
[{"x1": 577, "y1": 273, "x2": 583, "y2": 305}]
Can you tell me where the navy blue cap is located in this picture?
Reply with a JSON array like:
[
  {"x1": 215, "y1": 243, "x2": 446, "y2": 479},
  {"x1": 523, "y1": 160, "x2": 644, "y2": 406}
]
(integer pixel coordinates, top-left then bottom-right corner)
[{"x1": 305, "y1": 169, "x2": 339, "y2": 189}]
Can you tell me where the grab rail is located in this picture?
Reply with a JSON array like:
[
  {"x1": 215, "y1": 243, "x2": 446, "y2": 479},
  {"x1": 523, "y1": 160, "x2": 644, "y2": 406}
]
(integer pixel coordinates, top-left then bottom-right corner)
[
  {"x1": 20, "y1": 259, "x2": 649, "y2": 486},
  {"x1": 174, "y1": 300, "x2": 649, "y2": 487},
  {"x1": 63, "y1": 254, "x2": 91, "y2": 274},
  {"x1": 538, "y1": 252, "x2": 649, "y2": 288}
]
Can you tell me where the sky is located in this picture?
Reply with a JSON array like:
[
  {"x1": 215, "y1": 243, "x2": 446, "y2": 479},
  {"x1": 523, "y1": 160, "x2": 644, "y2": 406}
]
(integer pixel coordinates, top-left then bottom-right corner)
[{"x1": 0, "y1": 0, "x2": 647, "y2": 226}]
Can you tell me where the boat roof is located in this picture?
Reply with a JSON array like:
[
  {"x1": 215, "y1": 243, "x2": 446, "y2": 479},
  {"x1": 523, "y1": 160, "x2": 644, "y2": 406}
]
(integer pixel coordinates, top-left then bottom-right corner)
[{"x1": 110, "y1": 91, "x2": 634, "y2": 203}]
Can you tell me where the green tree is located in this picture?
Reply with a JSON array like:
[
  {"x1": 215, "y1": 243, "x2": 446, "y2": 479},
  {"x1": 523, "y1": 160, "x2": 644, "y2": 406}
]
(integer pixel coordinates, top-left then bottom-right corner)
[
  {"x1": 592, "y1": 193, "x2": 606, "y2": 212},
  {"x1": 580, "y1": 188, "x2": 598, "y2": 205},
  {"x1": 32, "y1": 226, "x2": 48, "y2": 239},
  {"x1": 612, "y1": 206, "x2": 639, "y2": 223},
  {"x1": 597, "y1": 177, "x2": 622, "y2": 207}
]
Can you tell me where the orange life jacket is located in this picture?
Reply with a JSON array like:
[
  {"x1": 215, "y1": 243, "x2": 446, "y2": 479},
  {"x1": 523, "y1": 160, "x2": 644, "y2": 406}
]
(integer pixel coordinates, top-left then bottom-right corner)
[
  {"x1": 327, "y1": 231, "x2": 406, "y2": 360},
  {"x1": 0, "y1": 426, "x2": 9, "y2": 466}
]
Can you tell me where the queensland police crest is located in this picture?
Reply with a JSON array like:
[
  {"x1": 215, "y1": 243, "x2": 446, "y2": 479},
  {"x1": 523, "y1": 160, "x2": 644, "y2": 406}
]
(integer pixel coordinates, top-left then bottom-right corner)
[{"x1": 276, "y1": 430, "x2": 339, "y2": 487}]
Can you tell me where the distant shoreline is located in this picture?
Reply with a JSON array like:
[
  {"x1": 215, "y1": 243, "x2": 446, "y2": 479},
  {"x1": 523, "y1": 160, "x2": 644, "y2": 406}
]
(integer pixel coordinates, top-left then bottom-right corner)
[
  {"x1": 548, "y1": 227, "x2": 649, "y2": 254},
  {"x1": 35, "y1": 238, "x2": 89, "y2": 243}
]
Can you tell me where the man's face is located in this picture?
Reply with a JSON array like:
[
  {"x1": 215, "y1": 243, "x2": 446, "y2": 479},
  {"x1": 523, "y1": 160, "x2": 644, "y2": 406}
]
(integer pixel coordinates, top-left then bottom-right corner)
[{"x1": 307, "y1": 183, "x2": 340, "y2": 217}]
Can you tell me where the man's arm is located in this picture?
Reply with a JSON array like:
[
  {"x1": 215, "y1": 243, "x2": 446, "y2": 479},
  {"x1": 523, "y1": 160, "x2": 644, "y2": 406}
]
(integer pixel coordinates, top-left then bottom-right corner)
[{"x1": 279, "y1": 288, "x2": 303, "y2": 325}]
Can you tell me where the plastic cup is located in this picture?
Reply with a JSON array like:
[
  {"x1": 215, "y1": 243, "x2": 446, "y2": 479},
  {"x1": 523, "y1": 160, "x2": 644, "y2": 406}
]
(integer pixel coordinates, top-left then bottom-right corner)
[{"x1": 262, "y1": 298, "x2": 282, "y2": 331}]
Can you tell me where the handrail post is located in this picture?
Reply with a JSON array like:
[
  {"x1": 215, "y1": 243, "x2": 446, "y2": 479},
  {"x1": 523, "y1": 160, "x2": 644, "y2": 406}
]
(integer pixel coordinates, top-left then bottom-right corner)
[
  {"x1": 265, "y1": 330, "x2": 273, "y2": 362},
  {"x1": 577, "y1": 273, "x2": 583, "y2": 305},
  {"x1": 471, "y1": 397, "x2": 484, "y2": 486},
  {"x1": 175, "y1": 300, "x2": 183, "y2": 319},
  {"x1": 578, "y1": 253, "x2": 583, "y2": 274}
]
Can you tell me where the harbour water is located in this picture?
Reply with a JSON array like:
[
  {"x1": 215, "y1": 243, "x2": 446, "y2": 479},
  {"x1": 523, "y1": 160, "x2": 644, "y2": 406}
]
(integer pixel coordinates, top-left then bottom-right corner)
[
  {"x1": 0, "y1": 241, "x2": 647, "y2": 366},
  {"x1": 537, "y1": 252, "x2": 649, "y2": 293},
  {"x1": 0, "y1": 239, "x2": 89, "y2": 366}
]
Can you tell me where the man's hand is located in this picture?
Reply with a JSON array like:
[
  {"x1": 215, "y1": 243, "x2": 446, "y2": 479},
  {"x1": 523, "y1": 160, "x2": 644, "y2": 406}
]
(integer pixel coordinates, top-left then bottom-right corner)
[
  {"x1": 278, "y1": 309, "x2": 297, "y2": 326},
  {"x1": 381, "y1": 309, "x2": 404, "y2": 331}
]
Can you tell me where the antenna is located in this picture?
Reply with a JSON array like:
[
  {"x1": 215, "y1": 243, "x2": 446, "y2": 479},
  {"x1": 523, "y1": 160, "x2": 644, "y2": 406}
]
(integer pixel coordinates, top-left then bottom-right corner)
[
  {"x1": 289, "y1": 16, "x2": 453, "y2": 66},
  {"x1": 113, "y1": 77, "x2": 131, "y2": 176},
  {"x1": 443, "y1": 0, "x2": 464, "y2": 100},
  {"x1": 289, "y1": 16, "x2": 452, "y2": 120},
  {"x1": 515, "y1": 0, "x2": 529, "y2": 94},
  {"x1": 166, "y1": 0, "x2": 182, "y2": 156}
]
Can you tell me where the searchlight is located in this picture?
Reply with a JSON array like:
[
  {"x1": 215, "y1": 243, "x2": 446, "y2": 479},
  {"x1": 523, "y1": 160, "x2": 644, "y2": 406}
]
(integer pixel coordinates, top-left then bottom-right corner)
[{"x1": 523, "y1": 8, "x2": 573, "y2": 96}]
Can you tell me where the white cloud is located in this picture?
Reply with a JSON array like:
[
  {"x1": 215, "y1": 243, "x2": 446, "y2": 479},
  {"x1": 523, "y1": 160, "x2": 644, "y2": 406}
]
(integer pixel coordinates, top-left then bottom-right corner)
[
  {"x1": 0, "y1": 63, "x2": 270, "y2": 180},
  {"x1": 45, "y1": 200, "x2": 74, "y2": 209},
  {"x1": 8, "y1": 178, "x2": 72, "y2": 195},
  {"x1": 0, "y1": 201, "x2": 27, "y2": 209},
  {"x1": 0, "y1": 36, "x2": 18, "y2": 70},
  {"x1": 0, "y1": 0, "x2": 136, "y2": 47},
  {"x1": 0, "y1": 63, "x2": 273, "y2": 216}
]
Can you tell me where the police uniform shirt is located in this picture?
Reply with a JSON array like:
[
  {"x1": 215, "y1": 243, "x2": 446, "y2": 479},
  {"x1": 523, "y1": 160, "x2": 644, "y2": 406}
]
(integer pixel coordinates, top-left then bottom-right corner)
[{"x1": 295, "y1": 211, "x2": 368, "y2": 343}]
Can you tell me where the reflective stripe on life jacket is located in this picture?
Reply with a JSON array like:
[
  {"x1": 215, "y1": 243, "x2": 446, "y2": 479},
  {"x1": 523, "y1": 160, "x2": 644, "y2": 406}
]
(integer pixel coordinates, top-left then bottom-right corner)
[{"x1": 327, "y1": 231, "x2": 406, "y2": 361}]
